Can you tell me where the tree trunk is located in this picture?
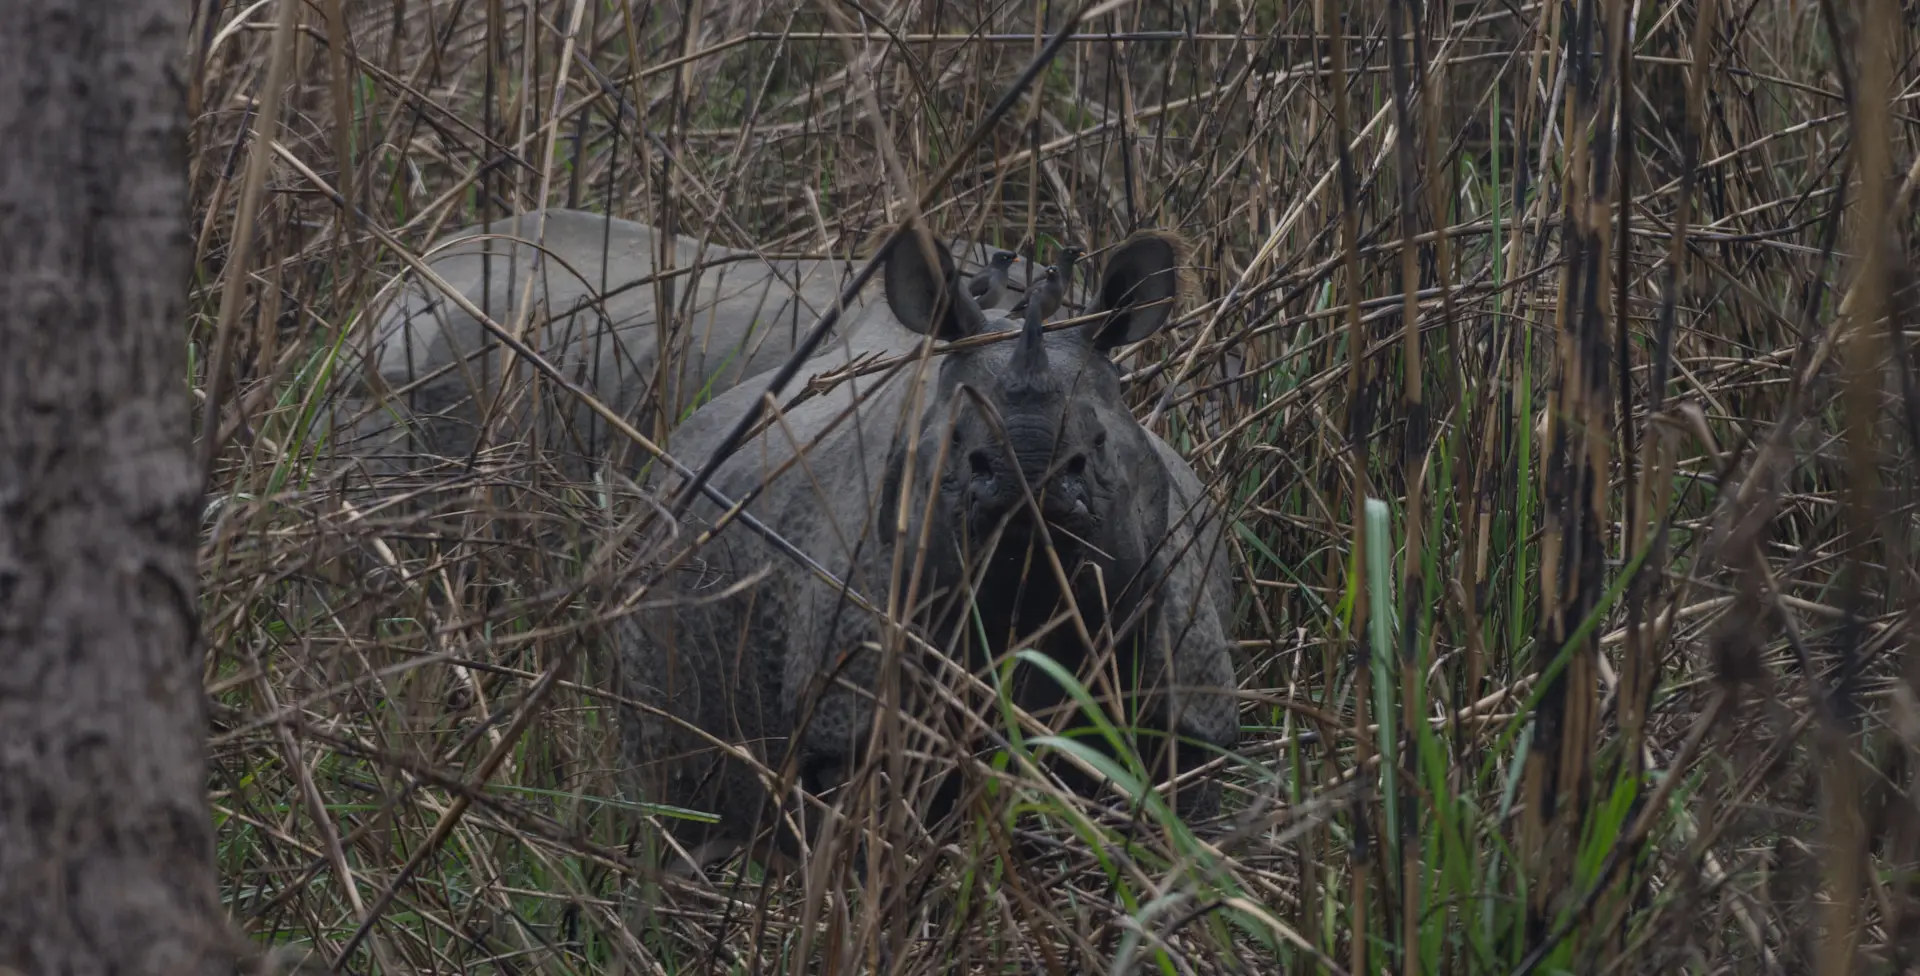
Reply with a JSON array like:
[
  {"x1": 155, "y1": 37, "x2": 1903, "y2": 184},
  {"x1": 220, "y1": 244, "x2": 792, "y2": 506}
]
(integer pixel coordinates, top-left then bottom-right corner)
[{"x1": 0, "y1": 3, "x2": 237, "y2": 974}]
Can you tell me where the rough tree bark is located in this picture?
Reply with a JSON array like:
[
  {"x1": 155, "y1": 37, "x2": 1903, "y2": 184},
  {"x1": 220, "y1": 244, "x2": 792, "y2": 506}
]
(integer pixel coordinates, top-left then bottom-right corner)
[{"x1": 0, "y1": 2, "x2": 238, "y2": 975}]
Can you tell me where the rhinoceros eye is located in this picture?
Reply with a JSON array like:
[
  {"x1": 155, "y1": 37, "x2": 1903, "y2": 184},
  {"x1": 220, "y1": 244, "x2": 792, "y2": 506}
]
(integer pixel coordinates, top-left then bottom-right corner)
[{"x1": 1093, "y1": 431, "x2": 1108, "y2": 451}]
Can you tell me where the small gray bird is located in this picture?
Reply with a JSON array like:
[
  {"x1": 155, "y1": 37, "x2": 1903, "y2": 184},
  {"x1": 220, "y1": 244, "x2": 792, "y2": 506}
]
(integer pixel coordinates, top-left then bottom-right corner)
[
  {"x1": 968, "y1": 250, "x2": 1018, "y2": 309},
  {"x1": 1009, "y1": 264, "x2": 1063, "y2": 321},
  {"x1": 1009, "y1": 245, "x2": 1084, "y2": 319}
]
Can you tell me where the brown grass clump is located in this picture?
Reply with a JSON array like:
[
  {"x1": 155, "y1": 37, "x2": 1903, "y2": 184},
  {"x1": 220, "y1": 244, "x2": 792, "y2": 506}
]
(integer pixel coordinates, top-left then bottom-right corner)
[{"x1": 189, "y1": 0, "x2": 1920, "y2": 971}]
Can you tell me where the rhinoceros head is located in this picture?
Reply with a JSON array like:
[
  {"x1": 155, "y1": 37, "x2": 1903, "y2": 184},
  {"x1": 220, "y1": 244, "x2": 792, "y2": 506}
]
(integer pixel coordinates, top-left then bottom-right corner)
[{"x1": 879, "y1": 226, "x2": 1184, "y2": 630}]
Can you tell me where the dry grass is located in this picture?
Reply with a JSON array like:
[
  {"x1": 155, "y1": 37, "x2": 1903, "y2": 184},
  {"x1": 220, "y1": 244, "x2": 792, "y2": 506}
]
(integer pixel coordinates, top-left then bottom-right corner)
[{"x1": 189, "y1": 0, "x2": 1920, "y2": 972}]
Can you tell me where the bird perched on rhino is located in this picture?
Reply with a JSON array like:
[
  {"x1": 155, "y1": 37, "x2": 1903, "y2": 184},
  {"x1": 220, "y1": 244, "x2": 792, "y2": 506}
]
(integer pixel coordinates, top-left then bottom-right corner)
[
  {"x1": 1010, "y1": 265, "x2": 1061, "y2": 322},
  {"x1": 967, "y1": 249, "x2": 1018, "y2": 309},
  {"x1": 1009, "y1": 244, "x2": 1086, "y2": 319}
]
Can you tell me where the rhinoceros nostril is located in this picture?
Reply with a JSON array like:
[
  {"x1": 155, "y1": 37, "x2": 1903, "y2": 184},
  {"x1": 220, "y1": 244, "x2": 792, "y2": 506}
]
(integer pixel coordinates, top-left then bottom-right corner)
[
  {"x1": 1064, "y1": 453, "x2": 1087, "y2": 477},
  {"x1": 966, "y1": 463, "x2": 999, "y2": 516},
  {"x1": 968, "y1": 449, "x2": 995, "y2": 478}
]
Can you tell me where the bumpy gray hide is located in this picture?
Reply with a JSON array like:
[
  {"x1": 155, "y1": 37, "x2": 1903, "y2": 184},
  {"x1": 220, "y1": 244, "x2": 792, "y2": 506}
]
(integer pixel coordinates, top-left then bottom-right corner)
[
  {"x1": 330, "y1": 209, "x2": 1035, "y2": 480},
  {"x1": 619, "y1": 227, "x2": 1238, "y2": 866}
]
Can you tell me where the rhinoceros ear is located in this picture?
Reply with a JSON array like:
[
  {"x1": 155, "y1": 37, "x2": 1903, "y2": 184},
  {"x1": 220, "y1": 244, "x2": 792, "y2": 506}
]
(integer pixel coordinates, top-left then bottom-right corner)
[
  {"x1": 885, "y1": 222, "x2": 984, "y2": 340},
  {"x1": 1090, "y1": 231, "x2": 1184, "y2": 352}
]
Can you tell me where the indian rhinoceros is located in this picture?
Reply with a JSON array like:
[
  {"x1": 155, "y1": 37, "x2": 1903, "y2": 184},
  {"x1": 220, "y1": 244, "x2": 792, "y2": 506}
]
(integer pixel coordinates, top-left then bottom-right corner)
[
  {"x1": 618, "y1": 224, "x2": 1239, "y2": 868},
  {"x1": 336, "y1": 209, "x2": 1035, "y2": 480}
]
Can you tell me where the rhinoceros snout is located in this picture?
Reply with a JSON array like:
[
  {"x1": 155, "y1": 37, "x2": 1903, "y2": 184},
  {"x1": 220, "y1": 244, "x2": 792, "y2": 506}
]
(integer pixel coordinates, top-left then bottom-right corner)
[{"x1": 964, "y1": 449, "x2": 1094, "y2": 538}]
